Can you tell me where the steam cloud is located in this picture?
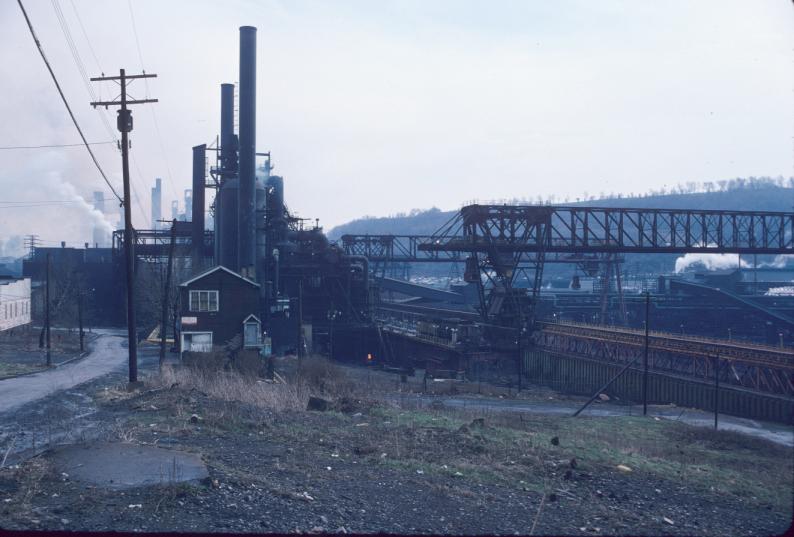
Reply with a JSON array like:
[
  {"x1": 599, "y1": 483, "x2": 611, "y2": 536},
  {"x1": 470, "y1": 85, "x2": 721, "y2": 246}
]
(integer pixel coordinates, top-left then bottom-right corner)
[
  {"x1": 675, "y1": 253, "x2": 794, "y2": 273},
  {"x1": 766, "y1": 286, "x2": 794, "y2": 296},
  {"x1": 759, "y1": 255, "x2": 794, "y2": 269},
  {"x1": 674, "y1": 253, "x2": 749, "y2": 273},
  {"x1": 46, "y1": 173, "x2": 114, "y2": 237}
]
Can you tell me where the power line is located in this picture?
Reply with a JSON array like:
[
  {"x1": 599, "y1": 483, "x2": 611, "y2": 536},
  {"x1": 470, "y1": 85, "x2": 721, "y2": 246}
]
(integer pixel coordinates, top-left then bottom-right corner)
[
  {"x1": 0, "y1": 141, "x2": 113, "y2": 150},
  {"x1": 68, "y1": 0, "x2": 102, "y2": 71},
  {"x1": 50, "y1": 0, "x2": 120, "y2": 154},
  {"x1": 0, "y1": 202, "x2": 112, "y2": 209},
  {"x1": 16, "y1": 0, "x2": 123, "y2": 204},
  {"x1": 126, "y1": 0, "x2": 180, "y2": 202},
  {"x1": 0, "y1": 198, "x2": 113, "y2": 202},
  {"x1": 63, "y1": 0, "x2": 123, "y2": 153},
  {"x1": 50, "y1": 0, "x2": 149, "y2": 225},
  {"x1": 65, "y1": 0, "x2": 151, "y2": 222}
]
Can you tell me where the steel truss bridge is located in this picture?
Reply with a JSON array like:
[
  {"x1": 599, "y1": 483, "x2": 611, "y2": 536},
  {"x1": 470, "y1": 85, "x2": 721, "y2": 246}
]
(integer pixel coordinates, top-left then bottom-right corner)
[
  {"x1": 340, "y1": 234, "x2": 619, "y2": 281},
  {"x1": 416, "y1": 205, "x2": 794, "y2": 325},
  {"x1": 535, "y1": 321, "x2": 794, "y2": 397},
  {"x1": 343, "y1": 205, "x2": 794, "y2": 327}
]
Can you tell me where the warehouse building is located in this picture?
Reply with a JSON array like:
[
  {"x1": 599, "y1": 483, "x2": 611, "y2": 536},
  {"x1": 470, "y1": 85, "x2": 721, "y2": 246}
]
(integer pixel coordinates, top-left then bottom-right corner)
[{"x1": 0, "y1": 276, "x2": 31, "y2": 331}]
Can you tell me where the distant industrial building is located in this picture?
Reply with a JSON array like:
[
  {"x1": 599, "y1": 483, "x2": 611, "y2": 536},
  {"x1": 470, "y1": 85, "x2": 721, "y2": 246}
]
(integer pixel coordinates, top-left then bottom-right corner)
[
  {"x1": 0, "y1": 276, "x2": 31, "y2": 331},
  {"x1": 184, "y1": 189, "x2": 193, "y2": 222},
  {"x1": 22, "y1": 244, "x2": 120, "y2": 326},
  {"x1": 151, "y1": 178, "x2": 162, "y2": 230}
]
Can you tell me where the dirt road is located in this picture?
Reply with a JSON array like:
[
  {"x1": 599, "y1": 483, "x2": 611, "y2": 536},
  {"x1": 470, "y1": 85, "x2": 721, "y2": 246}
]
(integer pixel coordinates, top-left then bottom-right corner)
[{"x1": 0, "y1": 331, "x2": 126, "y2": 415}]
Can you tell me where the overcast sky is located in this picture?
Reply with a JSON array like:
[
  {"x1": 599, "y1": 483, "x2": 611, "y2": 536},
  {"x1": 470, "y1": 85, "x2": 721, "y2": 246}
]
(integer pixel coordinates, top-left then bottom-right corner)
[{"x1": 0, "y1": 0, "x2": 792, "y2": 250}]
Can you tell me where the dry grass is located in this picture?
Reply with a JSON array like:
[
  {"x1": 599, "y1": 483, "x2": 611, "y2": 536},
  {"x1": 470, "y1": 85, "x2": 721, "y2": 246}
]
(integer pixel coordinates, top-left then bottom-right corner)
[
  {"x1": 295, "y1": 355, "x2": 356, "y2": 397},
  {"x1": 153, "y1": 365, "x2": 309, "y2": 412}
]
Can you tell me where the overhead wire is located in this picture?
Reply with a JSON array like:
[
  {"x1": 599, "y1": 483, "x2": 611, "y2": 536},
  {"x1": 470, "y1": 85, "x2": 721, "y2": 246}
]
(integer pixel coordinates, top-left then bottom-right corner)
[
  {"x1": 126, "y1": 0, "x2": 180, "y2": 203},
  {"x1": 16, "y1": 0, "x2": 123, "y2": 204},
  {"x1": 0, "y1": 198, "x2": 114, "y2": 203},
  {"x1": 0, "y1": 142, "x2": 114, "y2": 150},
  {"x1": 54, "y1": 0, "x2": 149, "y2": 223},
  {"x1": 67, "y1": 0, "x2": 102, "y2": 72},
  {"x1": 51, "y1": 0, "x2": 119, "y2": 153}
]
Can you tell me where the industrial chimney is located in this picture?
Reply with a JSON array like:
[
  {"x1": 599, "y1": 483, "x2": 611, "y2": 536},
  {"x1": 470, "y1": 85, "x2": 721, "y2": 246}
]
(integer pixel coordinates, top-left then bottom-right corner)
[
  {"x1": 192, "y1": 144, "x2": 206, "y2": 272},
  {"x1": 237, "y1": 25, "x2": 257, "y2": 279},
  {"x1": 217, "y1": 82, "x2": 239, "y2": 269}
]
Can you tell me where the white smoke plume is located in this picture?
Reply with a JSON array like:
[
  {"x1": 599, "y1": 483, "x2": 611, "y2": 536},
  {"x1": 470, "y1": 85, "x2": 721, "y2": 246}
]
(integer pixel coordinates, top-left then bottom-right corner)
[
  {"x1": 46, "y1": 173, "x2": 114, "y2": 238},
  {"x1": 674, "y1": 253, "x2": 750, "y2": 273},
  {"x1": 759, "y1": 255, "x2": 794, "y2": 269},
  {"x1": 0, "y1": 236, "x2": 25, "y2": 258},
  {"x1": 766, "y1": 286, "x2": 794, "y2": 296}
]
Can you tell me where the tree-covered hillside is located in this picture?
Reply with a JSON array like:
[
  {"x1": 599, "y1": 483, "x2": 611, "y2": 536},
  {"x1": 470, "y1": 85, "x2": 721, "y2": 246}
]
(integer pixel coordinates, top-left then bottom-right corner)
[{"x1": 329, "y1": 177, "x2": 794, "y2": 239}]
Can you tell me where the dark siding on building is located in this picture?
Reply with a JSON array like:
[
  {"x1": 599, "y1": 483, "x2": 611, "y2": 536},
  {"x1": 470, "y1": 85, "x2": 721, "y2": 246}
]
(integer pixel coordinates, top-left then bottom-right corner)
[{"x1": 180, "y1": 268, "x2": 259, "y2": 348}]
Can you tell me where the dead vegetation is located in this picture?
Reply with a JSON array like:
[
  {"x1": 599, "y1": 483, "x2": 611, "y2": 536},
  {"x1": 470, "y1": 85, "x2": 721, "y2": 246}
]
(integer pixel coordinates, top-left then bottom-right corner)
[{"x1": 151, "y1": 365, "x2": 307, "y2": 413}]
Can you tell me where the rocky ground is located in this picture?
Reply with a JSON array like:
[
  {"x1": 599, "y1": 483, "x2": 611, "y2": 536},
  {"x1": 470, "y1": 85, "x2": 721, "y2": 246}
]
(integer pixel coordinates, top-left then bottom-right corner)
[{"x1": 0, "y1": 353, "x2": 791, "y2": 535}]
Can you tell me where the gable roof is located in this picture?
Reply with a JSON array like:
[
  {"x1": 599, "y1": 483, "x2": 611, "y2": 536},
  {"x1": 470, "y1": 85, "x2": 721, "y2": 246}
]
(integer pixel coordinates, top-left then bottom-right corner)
[
  {"x1": 242, "y1": 314, "x2": 261, "y2": 324},
  {"x1": 179, "y1": 265, "x2": 260, "y2": 288}
]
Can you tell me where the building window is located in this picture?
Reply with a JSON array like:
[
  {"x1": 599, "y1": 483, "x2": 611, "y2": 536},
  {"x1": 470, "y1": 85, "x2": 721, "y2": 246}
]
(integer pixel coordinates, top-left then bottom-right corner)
[
  {"x1": 189, "y1": 290, "x2": 219, "y2": 312},
  {"x1": 182, "y1": 332, "x2": 213, "y2": 353}
]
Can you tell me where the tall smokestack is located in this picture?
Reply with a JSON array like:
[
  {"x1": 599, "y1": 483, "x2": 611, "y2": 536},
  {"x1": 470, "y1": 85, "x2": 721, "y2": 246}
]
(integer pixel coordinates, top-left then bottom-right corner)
[
  {"x1": 237, "y1": 25, "x2": 256, "y2": 278},
  {"x1": 217, "y1": 83, "x2": 239, "y2": 268},
  {"x1": 151, "y1": 178, "x2": 162, "y2": 230},
  {"x1": 220, "y1": 83, "x2": 236, "y2": 177},
  {"x1": 192, "y1": 144, "x2": 206, "y2": 272}
]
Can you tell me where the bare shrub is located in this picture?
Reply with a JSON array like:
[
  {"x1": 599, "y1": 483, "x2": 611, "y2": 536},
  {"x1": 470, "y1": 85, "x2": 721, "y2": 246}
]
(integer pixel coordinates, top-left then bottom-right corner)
[
  {"x1": 232, "y1": 349, "x2": 265, "y2": 377},
  {"x1": 297, "y1": 355, "x2": 354, "y2": 397},
  {"x1": 182, "y1": 351, "x2": 227, "y2": 372}
]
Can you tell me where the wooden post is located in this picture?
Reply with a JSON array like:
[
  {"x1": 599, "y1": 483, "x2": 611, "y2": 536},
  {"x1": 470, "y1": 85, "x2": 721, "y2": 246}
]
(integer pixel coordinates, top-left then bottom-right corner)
[
  {"x1": 643, "y1": 291, "x2": 650, "y2": 416},
  {"x1": 713, "y1": 354, "x2": 720, "y2": 430}
]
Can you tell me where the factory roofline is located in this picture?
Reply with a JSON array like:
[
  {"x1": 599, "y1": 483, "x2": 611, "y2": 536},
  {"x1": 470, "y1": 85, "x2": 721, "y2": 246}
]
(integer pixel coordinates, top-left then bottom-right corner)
[{"x1": 179, "y1": 265, "x2": 260, "y2": 288}]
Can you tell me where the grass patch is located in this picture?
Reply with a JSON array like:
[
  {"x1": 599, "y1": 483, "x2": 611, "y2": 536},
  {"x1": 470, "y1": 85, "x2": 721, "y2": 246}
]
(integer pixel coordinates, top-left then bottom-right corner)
[
  {"x1": 0, "y1": 362, "x2": 45, "y2": 378},
  {"x1": 369, "y1": 404, "x2": 793, "y2": 512}
]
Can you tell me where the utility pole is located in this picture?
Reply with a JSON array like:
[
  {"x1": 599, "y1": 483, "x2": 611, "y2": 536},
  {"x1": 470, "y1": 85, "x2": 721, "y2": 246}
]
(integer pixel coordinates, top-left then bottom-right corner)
[
  {"x1": 642, "y1": 291, "x2": 650, "y2": 416},
  {"x1": 160, "y1": 219, "x2": 177, "y2": 368},
  {"x1": 713, "y1": 354, "x2": 720, "y2": 430},
  {"x1": 297, "y1": 279, "x2": 304, "y2": 364},
  {"x1": 77, "y1": 280, "x2": 84, "y2": 352},
  {"x1": 45, "y1": 251, "x2": 51, "y2": 366},
  {"x1": 90, "y1": 69, "x2": 157, "y2": 384}
]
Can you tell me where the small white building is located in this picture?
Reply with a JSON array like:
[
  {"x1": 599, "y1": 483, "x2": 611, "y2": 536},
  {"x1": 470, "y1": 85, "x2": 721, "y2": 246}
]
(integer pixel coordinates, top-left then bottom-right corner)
[{"x1": 0, "y1": 277, "x2": 31, "y2": 331}]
